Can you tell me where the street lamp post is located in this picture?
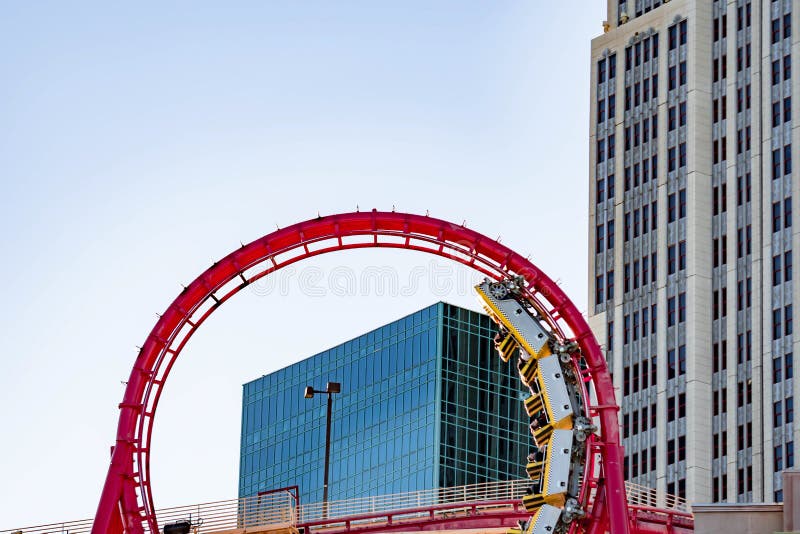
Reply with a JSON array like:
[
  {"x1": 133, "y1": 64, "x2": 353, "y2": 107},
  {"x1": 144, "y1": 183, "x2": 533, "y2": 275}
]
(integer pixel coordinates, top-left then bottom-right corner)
[{"x1": 304, "y1": 381, "x2": 341, "y2": 518}]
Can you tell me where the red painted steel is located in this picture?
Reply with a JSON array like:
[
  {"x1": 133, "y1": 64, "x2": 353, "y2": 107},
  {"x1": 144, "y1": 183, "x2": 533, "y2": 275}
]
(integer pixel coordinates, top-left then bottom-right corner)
[{"x1": 93, "y1": 210, "x2": 631, "y2": 534}]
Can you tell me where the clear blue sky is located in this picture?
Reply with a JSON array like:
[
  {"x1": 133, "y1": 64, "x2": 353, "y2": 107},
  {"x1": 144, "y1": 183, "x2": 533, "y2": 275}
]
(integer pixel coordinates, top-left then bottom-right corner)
[{"x1": 0, "y1": 1, "x2": 605, "y2": 527}]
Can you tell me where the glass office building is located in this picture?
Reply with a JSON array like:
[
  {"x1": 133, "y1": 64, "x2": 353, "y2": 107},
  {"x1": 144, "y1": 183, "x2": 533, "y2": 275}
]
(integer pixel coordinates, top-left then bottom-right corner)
[{"x1": 239, "y1": 302, "x2": 531, "y2": 503}]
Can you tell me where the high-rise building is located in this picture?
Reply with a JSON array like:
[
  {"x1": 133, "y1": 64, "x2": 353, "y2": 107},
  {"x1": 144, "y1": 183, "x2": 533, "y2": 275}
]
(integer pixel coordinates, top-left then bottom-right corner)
[
  {"x1": 588, "y1": 0, "x2": 798, "y2": 505},
  {"x1": 238, "y1": 302, "x2": 531, "y2": 503}
]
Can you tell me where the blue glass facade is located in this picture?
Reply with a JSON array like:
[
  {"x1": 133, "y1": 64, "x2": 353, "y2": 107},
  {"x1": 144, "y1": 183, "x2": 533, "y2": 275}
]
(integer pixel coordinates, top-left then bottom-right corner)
[{"x1": 239, "y1": 302, "x2": 530, "y2": 503}]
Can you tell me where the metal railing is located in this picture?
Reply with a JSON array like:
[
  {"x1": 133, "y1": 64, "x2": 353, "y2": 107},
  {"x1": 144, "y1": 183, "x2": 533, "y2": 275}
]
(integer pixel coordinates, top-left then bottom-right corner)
[
  {"x1": 0, "y1": 478, "x2": 690, "y2": 534},
  {"x1": 625, "y1": 481, "x2": 691, "y2": 514},
  {"x1": 297, "y1": 478, "x2": 530, "y2": 525}
]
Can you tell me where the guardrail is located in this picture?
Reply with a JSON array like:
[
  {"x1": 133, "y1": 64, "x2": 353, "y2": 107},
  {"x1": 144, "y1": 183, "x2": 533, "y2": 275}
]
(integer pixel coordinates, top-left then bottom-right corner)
[
  {"x1": 625, "y1": 481, "x2": 690, "y2": 514},
  {"x1": 0, "y1": 479, "x2": 690, "y2": 534}
]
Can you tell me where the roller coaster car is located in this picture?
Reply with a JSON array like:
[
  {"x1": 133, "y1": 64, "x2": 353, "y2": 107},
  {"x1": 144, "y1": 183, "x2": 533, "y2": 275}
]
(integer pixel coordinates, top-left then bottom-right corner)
[
  {"x1": 521, "y1": 430, "x2": 574, "y2": 512},
  {"x1": 494, "y1": 327, "x2": 520, "y2": 363},
  {"x1": 526, "y1": 447, "x2": 546, "y2": 480},
  {"x1": 522, "y1": 355, "x2": 574, "y2": 446},
  {"x1": 475, "y1": 280, "x2": 552, "y2": 360},
  {"x1": 525, "y1": 504, "x2": 563, "y2": 534}
]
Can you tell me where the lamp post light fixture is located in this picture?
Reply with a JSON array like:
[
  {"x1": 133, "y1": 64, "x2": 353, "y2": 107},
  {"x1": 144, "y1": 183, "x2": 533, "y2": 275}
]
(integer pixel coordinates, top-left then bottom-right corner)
[{"x1": 304, "y1": 381, "x2": 341, "y2": 517}]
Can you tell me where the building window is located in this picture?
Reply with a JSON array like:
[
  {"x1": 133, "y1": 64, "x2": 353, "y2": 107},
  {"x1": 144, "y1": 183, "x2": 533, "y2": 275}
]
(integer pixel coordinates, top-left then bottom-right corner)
[
  {"x1": 679, "y1": 189, "x2": 687, "y2": 218},
  {"x1": 607, "y1": 270, "x2": 615, "y2": 300},
  {"x1": 773, "y1": 255, "x2": 783, "y2": 286},
  {"x1": 668, "y1": 348, "x2": 676, "y2": 379},
  {"x1": 668, "y1": 245, "x2": 676, "y2": 274},
  {"x1": 785, "y1": 251, "x2": 793, "y2": 282},
  {"x1": 678, "y1": 240, "x2": 686, "y2": 270},
  {"x1": 668, "y1": 297, "x2": 676, "y2": 327},
  {"x1": 595, "y1": 275, "x2": 604, "y2": 305},
  {"x1": 607, "y1": 220, "x2": 615, "y2": 249},
  {"x1": 774, "y1": 308, "x2": 782, "y2": 340}
]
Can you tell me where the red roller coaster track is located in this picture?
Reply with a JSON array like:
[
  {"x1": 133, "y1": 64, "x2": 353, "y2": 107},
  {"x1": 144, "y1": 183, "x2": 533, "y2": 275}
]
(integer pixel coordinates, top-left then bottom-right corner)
[{"x1": 93, "y1": 210, "x2": 630, "y2": 534}]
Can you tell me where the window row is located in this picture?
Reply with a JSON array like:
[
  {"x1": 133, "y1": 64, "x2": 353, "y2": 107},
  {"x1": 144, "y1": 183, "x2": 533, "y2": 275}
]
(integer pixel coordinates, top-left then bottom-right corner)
[
  {"x1": 667, "y1": 61, "x2": 687, "y2": 91},
  {"x1": 736, "y1": 174, "x2": 752, "y2": 206},
  {"x1": 713, "y1": 11, "x2": 728, "y2": 42},
  {"x1": 714, "y1": 233, "x2": 733, "y2": 272},
  {"x1": 667, "y1": 293, "x2": 687, "y2": 327},
  {"x1": 623, "y1": 303, "x2": 657, "y2": 344},
  {"x1": 737, "y1": 465, "x2": 753, "y2": 496},
  {"x1": 713, "y1": 135, "x2": 728, "y2": 164},
  {"x1": 712, "y1": 95, "x2": 727, "y2": 123},
  {"x1": 771, "y1": 13, "x2": 792, "y2": 44},
  {"x1": 623, "y1": 253, "x2": 657, "y2": 295},
  {"x1": 712, "y1": 287, "x2": 727, "y2": 320},
  {"x1": 625, "y1": 403, "x2": 657, "y2": 438},
  {"x1": 667, "y1": 189, "x2": 687, "y2": 222},
  {"x1": 666, "y1": 435, "x2": 687, "y2": 465},
  {"x1": 773, "y1": 351, "x2": 794, "y2": 383},
  {"x1": 623, "y1": 446, "x2": 657, "y2": 480},
  {"x1": 713, "y1": 387, "x2": 728, "y2": 416},
  {"x1": 713, "y1": 54, "x2": 728, "y2": 83},
  {"x1": 624, "y1": 115, "x2": 658, "y2": 150},
  {"x1": 736, "y1": 277, "x2": 752, "y2": 311},
  {"x1": 667, "y1": 143, "x2": 687, "y2": 173},
  {"x1": 712, "y1": 183, "x2": 727, "y2": 215},
  {"x1": 772, "y1": 97, "x2": 792, "y2": 127},
  {"x1": 736, "y1": 225, "x2": 752, "y2": 258},
  {"x1": 624, "y1": 76, "x2": 658, "y2": 111},
  {"x1": 667, "y1": 344, "x2": 686, "y2": 379},
  {"x1": 623, "y1": 357, "x2": 657, "y2": 396},
  {"x1": 735, "y1": 84, "x2": 751, "y2": 113},
  {"x1": 736, "y1": 126, "x2": 751, "y2": 155},
  {"x1": 772, "y1": 304, "x2": 793, "y2": 340},
  {"x1": 773, "y1": 396, "x2": 795, "y2": 427},
  {"x1": 597, "y1": 94, "x2": 617, "y2": 123},
  {"x1": 597, "y1": 54, "x2": 618, "y2": 84},
  {"x1": 667, "y1": 241, "x2": 686, "y2": 275},
  {"x1": 632, "y1": 0, "x2": 663, "y2": 19},
  {"x1": 736, "y1": 2, "x2": 752, "y2": 31},
  {"x1": 668, "y1": 20, "x2": 688, "y2": 51},
  {"x1": 594, "y1": 270, "x2": 615, "y2": 305},
  {"x1": 624, "y1": 202, "x2": 657, "y2": 241},
  {"x1": 736, "y1": 330, "x2": 753, "y2": 365},
  {"x1": 712, "y1": 430, "x2": 727, "y2": 459},
  {"x1": 667, "y1": 392, "x2": 686, "y2": 422},
  {"x1": 735, "y1": 43, "x2": 752, "y2": 72},
  {"x1": 596, "y1": 174, "x2": 616, "y2": 203},
  {"x1": 596, "y1": 135, "x2": 616, "y2": 163},
  {"x1": 624, "y1": 35, "x2": 659, "y2": 71},
  {"x1": 668, "y1": 103, "x2": 686, "y2": 131},
  {"x1": 595, "y1": 220, "x2": 615, "y2": 251},
  {"x1": 737, "y1": 381, "x2": 752, "y2": 409},
  {"x1": 772, "y1": 251, "x2": 793, "y2": 286},
  {"x1": 774, "y1": 441, "x2": 796, "y2": 472},
  {"x1": 624, "y1": 156, "x2": 658, "y2": 191},
  {"x1": 771, "y1": 55, "x2": 792, "y2": 85},
  {"x1": 713, "y1": 341, "x2": 728, "y2": 373},
  {"x1": 772, "y1": 145, "x2": 792, "y2": 179}
]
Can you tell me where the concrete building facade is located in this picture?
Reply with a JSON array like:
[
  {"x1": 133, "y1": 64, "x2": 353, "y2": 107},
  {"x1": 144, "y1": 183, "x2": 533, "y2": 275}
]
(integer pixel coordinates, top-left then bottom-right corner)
[{"x1": 588, "y1": 0, "x2": 799, "y2": 504}]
